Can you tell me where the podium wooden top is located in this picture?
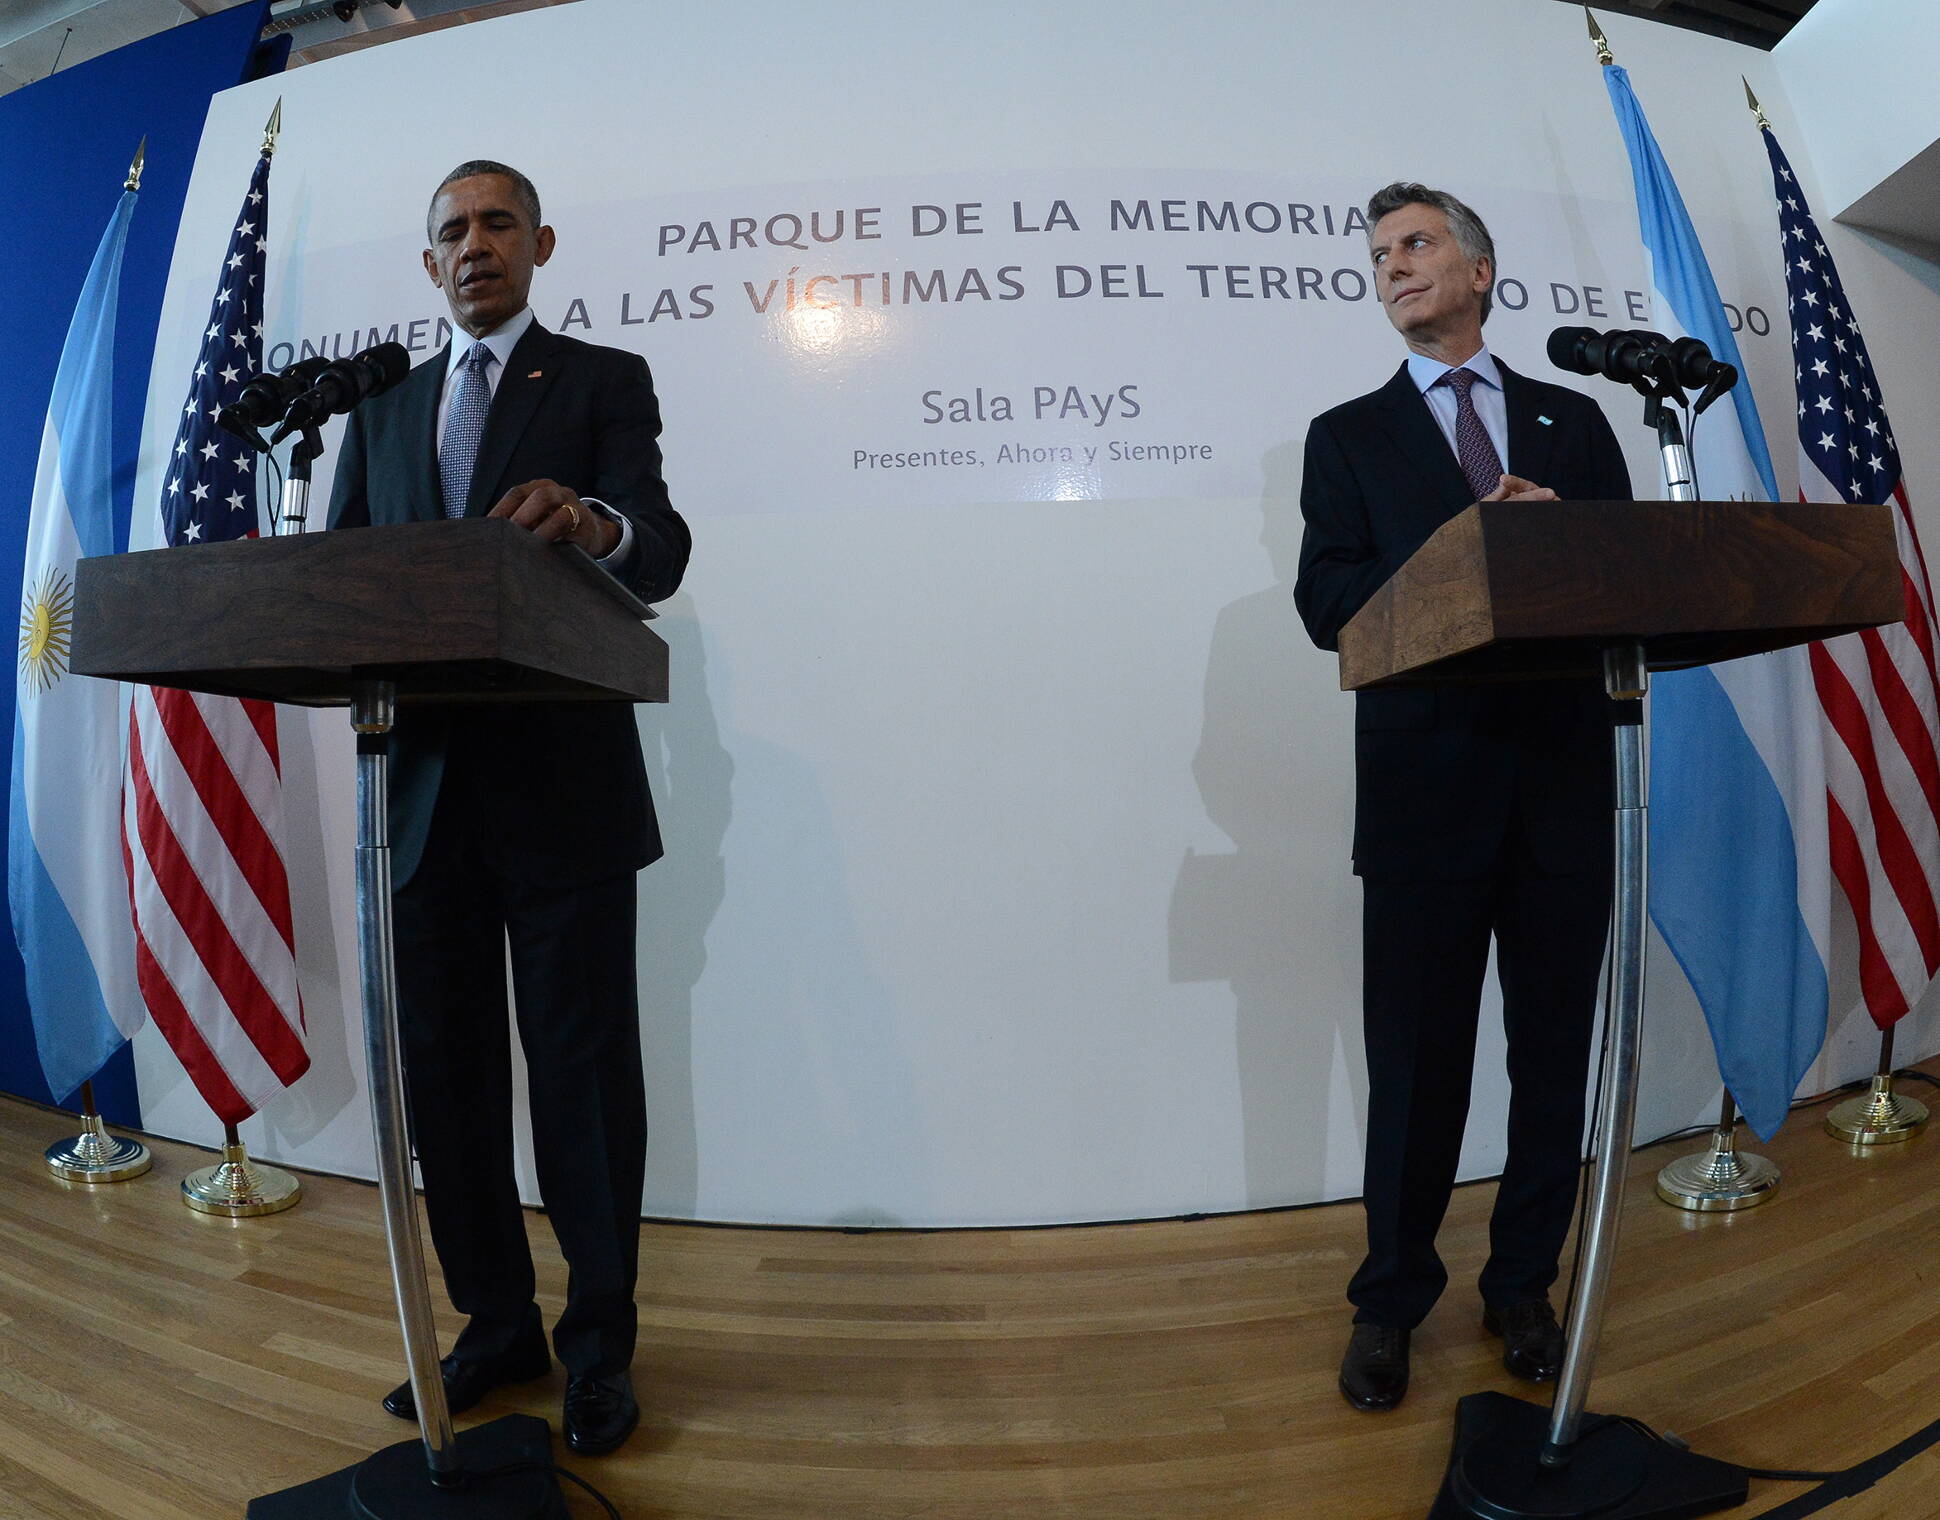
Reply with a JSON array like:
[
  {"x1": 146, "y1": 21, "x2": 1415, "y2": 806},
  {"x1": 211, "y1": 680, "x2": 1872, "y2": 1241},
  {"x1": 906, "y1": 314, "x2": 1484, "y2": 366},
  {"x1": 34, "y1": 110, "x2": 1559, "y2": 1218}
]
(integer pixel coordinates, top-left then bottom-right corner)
[
  {"x1": 1337, "y1": 499, "x2": 1902, "y2": 690},
  {"x1": 71, "y1": 519, "x2": 668, "y2": 707}
]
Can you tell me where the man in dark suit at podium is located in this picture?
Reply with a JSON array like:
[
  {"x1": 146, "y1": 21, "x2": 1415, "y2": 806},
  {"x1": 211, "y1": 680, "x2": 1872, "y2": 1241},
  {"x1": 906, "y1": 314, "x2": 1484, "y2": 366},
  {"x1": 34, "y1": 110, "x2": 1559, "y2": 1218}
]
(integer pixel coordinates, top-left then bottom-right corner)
[
  {"x1": 328, "y1": 159, "x2": 690, "y2": 1454},
  {"x1": 1294, "y1": 183, "x2": 1630, "y2": 1412}
]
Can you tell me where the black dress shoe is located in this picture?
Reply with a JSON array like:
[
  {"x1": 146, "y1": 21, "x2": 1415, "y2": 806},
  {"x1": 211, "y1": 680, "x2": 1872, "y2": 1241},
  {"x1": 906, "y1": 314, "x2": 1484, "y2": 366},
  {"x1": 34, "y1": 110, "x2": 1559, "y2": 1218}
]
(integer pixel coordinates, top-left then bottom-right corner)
[
  {"x1": 382, "y1": 1340, "x2": 552, "y2": 1421},
  {"x1": 1483, "y1": 1298, "x2": 1566, "y2": 1382},
  {"x1": 1339, "y1": 1322, "x2": 1410, "y2": 1411},
  {"x1": 563, "y1": 1371, "x2": 640, "y2": 1455}
]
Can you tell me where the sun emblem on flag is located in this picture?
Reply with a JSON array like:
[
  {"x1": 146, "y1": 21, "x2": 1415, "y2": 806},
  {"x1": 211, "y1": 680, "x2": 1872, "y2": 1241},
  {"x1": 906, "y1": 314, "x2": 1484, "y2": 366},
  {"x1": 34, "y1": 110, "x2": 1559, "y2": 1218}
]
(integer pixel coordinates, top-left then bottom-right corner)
[{"x1": 18, "y1": 567, "x2": 76, "y2": 694}]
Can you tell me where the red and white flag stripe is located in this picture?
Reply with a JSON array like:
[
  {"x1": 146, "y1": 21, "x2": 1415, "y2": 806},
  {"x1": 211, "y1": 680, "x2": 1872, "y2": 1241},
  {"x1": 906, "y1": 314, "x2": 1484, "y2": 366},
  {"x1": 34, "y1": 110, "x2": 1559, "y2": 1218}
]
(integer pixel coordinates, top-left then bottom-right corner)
[
  {"x1": 124, "y1": 684, "x2": 306, "y2": 1124},
  {"x1": 1767, "y1": 116, "x2": 1940, "y2": 1031},
  {"x1": 1806, "y1": 478, "x2": 1940, "y2": 1027}
]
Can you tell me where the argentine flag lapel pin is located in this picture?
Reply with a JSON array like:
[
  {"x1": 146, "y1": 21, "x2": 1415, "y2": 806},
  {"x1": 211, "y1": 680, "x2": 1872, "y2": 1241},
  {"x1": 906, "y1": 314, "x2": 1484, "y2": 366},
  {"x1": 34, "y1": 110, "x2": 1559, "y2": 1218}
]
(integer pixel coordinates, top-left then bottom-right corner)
[{"x1": 1537, "y1": 414, "x2": 1553, "y2": 426}]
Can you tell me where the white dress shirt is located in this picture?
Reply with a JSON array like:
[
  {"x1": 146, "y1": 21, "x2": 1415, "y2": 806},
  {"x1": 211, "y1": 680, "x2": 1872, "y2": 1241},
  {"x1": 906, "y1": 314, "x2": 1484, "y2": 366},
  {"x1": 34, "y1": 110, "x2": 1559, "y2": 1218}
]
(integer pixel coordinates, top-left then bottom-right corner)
[
  {"x1": 1406, "y1": 345, "x2": 1510, "y2": 478},
  {"x1": 438, "y1": 305, "x2": 634, "y2": 566}
]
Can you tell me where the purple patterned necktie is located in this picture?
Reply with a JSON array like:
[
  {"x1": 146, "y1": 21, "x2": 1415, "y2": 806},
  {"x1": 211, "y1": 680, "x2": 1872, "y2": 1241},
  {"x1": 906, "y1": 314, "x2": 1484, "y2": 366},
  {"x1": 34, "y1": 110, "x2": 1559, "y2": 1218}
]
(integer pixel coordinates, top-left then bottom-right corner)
[{"x1": 1441, "y1": 367, "x2": 1504, "y2": 502}]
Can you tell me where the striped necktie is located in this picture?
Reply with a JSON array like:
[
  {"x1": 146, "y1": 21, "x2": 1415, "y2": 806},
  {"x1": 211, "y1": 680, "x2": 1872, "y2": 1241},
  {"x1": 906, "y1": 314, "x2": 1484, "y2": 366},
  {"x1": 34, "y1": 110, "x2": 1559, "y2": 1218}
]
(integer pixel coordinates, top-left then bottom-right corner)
[
  {"x1": 1441, "y1": 367, "x2": 1505, "y2": 502},
  {"x1": 439, "y1": 341, "x2": 493, "y2": 519}
]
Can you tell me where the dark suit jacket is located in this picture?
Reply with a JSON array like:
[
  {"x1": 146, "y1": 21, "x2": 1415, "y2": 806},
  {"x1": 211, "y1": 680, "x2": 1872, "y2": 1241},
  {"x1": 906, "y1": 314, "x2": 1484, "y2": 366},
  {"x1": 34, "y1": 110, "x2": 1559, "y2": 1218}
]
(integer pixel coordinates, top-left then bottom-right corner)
[
  {"x1": 1294, "y1": 359, "x2": 1631, "y2": 880},
  {"x1": 327, "y1": 322, "x2": 692, "y2": 888}
]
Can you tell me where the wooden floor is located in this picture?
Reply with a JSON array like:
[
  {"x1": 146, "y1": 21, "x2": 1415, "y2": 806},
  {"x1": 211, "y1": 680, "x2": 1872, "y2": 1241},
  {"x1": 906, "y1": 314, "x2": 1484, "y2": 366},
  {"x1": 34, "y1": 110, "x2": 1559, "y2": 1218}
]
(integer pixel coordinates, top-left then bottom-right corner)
[{"x1": 2, "y1": 1089, "x2": 1938, "y2": 1519}]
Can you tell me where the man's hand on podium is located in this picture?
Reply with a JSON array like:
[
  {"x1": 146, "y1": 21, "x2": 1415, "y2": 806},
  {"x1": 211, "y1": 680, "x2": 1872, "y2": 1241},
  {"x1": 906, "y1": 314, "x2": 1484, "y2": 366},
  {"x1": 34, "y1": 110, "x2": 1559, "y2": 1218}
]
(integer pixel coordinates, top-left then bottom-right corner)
[
  {"x1": 489, "y1": 478, "x2": 622, "y2": 557},
  {"x1": 1480, "y1": 473, "x2": 1558, "y2": 504}
]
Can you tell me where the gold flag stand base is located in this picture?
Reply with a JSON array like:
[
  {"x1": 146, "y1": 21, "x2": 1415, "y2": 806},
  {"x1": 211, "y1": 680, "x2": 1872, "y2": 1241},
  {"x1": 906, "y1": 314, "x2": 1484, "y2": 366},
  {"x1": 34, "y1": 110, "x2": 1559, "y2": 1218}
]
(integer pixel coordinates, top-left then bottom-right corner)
[
  {"x1": 183, "y1": 1129, "x2": 301, "y2": 1217},
  {"x1": 1825, "y1": 1073, "x2": 1928, "y2": 1146},
  {"x1": 45, "y1": 1107, "x2": 152, "y2": 1184},
  {"x1": 1656, "y1": 1091, "x2": 1779, "y2": 1212}
]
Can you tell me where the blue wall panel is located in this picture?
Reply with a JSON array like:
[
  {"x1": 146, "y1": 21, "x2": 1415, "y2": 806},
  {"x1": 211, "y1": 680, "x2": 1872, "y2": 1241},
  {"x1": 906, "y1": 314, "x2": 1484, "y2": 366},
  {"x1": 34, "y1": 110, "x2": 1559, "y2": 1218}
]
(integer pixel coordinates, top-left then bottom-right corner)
[{"x1": 0, "y1": 4, "x2": 281, "y2": 1120}]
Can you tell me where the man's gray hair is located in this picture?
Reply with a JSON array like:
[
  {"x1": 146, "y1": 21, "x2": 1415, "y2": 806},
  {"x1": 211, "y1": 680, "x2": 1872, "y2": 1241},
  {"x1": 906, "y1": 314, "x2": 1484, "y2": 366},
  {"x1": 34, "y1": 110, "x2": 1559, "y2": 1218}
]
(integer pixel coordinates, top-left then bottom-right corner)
[
  {"x1": 426, "y1": 160, "x2": 543, "y2": 243},
  {"x1": 1366, "y1": 181, "x2": 1497, "y2": 324}
]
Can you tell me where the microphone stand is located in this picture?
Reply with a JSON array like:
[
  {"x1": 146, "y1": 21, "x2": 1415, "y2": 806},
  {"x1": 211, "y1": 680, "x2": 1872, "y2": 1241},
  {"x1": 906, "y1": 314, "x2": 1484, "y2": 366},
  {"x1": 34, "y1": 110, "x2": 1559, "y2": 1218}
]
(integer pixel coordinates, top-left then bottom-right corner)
[
  {"x1": 279, "y1": 424, "x2": 323, "y2": 535},
  {"x1": 1431, "y1": 371, "x2": 1749, "y2": 1519},
  {"x1": 231, "y1": 407, "x2": 570, "y2": 1519},
  {"x1": 1644, "y1": 389, "x2": 1696, "y2": 504}
]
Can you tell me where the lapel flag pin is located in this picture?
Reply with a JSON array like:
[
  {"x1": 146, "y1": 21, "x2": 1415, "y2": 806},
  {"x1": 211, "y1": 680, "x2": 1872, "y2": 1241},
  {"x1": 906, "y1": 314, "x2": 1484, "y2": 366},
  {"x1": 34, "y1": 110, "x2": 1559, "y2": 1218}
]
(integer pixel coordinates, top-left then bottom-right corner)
[
  {"x1": 1538, "y1": 414, "x2": 1553, "y2": 426},
  {"x1": 528, "y1": 369, "x2": 543, "y2": 379}
]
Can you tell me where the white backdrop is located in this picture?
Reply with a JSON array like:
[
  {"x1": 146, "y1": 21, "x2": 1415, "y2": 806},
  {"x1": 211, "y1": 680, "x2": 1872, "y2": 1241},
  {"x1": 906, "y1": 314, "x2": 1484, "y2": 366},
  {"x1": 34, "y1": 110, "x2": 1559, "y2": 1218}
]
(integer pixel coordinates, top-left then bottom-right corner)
[{"x1": 124, "y1": 0, "x2": 1940, "y2": 1225}]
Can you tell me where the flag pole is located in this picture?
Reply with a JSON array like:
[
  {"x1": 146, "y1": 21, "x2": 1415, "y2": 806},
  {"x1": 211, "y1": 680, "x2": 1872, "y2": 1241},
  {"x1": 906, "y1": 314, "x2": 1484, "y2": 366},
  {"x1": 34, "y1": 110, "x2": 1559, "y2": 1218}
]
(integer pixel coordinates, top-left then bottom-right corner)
[
  {"x1": 1740, "y1": 75, "x2": 1932, "y2": 1150},
  {"x1": 1584, "y1": 4, "x2": 1611, "y2": 66},
  {"x1": 1654, "y1": 1089, "x2": 1780, "y2": 1209},
  {"x1": 1825, "y1": 1023, "x2": 1929, "y2": 1144},
  {"x1": 44, "y1": 1079, "x2": 152, "y2": 1183},
  {"x1": 181, "y1": 1120, "x2": 301, "y2": 1216},
  {"x1": 23, "y1": 143, "x2": 151, "y2": 1181}
]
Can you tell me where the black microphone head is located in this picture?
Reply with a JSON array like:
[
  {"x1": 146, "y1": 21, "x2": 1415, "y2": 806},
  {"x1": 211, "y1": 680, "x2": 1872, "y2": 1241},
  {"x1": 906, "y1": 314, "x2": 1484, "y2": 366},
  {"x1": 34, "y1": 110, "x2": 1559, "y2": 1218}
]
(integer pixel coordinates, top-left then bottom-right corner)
[
  {"x1": 285, "y1": 354, "x2": 334, "y2": 389},
  {"x1": 228, "y1": 355, "x2": 332, "y2": 428},
  {"x1": 357, "y1": 342, "x2": 411, "y2": 398},
  {"x1": 214, "y1": 406, "x2": 261, "y2": 446},
  {"x1": 1692, "y1": 360, "x2": 1739, "y2": 415},
  {"x1": 1592, "y1": 332, "x2": 1646, "y2": 383},
  {"x1": 275, "y1": 344, "x2": 417, "y2": 440},
  {"x1": 1547, "y1": 326, "x2": 1600, "y2": 375},
  {"x1": 1670, "y1": 335, "x2": 1722, "y2": 390},
  {"x1": 312, "y1": 343, "x2": 413, "y2": 413}
]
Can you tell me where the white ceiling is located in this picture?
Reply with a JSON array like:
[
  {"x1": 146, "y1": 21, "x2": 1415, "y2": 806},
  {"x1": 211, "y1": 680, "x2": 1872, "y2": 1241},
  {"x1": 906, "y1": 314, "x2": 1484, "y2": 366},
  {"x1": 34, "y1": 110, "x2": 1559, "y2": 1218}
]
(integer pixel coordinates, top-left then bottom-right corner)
[
  {"x1": 0, "y1": 1, "x2": 250, "y2": 96},
  {"x1": 0, "y1": 0, "x2": 572, "y2": 98}
]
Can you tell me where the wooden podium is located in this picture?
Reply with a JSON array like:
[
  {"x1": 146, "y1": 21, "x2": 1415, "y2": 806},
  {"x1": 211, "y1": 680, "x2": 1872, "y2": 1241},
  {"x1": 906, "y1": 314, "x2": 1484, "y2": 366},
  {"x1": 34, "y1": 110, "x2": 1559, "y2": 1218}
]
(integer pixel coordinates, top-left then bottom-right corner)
[
  {"x1": 1337, "y1": 500, "x2": 1901, "y2": 1520},
  {"x1": 73, "y1": 519, "x2": 667, "y2": 1520},
  {"x1": 1338, "y1": 499, "x2": 1899, "y2": 690}
]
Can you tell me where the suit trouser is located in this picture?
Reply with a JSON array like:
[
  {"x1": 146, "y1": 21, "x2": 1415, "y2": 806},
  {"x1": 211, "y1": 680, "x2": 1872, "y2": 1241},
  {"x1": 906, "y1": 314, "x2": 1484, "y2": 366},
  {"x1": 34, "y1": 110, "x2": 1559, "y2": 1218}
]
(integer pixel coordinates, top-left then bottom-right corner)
[
  {"x1": 394, "y1": 773, "x2": 647, "y2": 1379},
  {"x1": 1347, "y1": 831, "x2": 1610, "y2": 1329}
]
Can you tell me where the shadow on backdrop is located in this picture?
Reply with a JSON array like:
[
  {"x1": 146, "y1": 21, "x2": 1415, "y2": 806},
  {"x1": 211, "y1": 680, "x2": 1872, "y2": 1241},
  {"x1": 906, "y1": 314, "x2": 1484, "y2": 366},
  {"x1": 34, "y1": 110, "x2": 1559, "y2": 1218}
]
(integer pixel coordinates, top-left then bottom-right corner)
[{"x1": 1171, "y1": 438, "x2": 1365, "y2": 1208}]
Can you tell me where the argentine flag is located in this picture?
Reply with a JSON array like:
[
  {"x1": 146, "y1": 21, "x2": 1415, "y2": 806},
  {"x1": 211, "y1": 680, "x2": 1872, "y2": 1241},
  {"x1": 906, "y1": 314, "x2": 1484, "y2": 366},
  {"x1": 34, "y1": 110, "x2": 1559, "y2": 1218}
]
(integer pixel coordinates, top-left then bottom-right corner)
[
  {"x1": 1603, "y1": 63, "x2": 1828, "y2": 1138},
  {"x1": 7, "y1": 183, "x2": 145, "y2": 1101}
]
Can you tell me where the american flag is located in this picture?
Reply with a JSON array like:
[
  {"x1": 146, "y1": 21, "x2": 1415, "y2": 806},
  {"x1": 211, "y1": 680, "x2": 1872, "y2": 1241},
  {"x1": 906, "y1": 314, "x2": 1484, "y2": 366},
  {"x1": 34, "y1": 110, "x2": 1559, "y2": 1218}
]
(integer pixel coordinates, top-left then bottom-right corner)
[
  {"x1": 123, "y1": 146, "x2": 308, "y2": 1124},
  {"x1": 1767, "y1": 125, "x2": 1940, "y2": 1028}
]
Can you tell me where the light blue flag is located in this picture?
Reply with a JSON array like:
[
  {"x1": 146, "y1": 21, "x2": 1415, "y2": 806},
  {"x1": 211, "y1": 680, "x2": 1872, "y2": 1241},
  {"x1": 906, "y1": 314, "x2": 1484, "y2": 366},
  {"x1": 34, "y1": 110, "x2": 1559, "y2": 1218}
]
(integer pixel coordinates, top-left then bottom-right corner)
[
  {"x1": 1603, "y1": 63, "x2": 1830, "y2": 1139},
  {"x1": 7, "y1": 181, "x2": 145, "y2": 1102}
]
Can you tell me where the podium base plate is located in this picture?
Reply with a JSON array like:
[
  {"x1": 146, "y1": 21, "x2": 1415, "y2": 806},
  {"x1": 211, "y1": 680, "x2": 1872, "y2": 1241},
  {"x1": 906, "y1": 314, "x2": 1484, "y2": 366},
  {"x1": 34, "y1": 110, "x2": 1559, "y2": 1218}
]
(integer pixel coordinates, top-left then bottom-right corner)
[
  {"x1": 1429, "y1": 1393, "x2": 1748, "y2": 1520},
  {"x1": 246, "y1": 1414, "x2": 567, "y2": 1519}
]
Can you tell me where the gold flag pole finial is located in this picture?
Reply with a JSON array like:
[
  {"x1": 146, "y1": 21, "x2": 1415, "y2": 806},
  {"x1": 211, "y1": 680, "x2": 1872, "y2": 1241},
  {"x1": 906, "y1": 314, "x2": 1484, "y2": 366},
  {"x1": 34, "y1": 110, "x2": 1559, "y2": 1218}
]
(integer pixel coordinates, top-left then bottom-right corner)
[
  {"x1": 262, "y1": 97, "x2": 282, "y2": 157},
  {"x1": 1743, "y1": 77, "x2": 1770, "y2": 130},
  {"x1": 125, "y1": 136, "x2": 146, "y2": 192},
  {"x1": 1586, "y1": 7, "x2": 1614, "y2": 65}
]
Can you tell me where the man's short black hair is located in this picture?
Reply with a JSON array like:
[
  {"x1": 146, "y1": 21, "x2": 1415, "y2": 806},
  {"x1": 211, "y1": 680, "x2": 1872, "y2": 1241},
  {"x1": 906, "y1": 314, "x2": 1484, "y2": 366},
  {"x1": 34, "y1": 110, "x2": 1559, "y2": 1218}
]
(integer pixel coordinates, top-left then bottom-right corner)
[{"x1": 426, "y1": 160, "x2": 542, "y2": 243}]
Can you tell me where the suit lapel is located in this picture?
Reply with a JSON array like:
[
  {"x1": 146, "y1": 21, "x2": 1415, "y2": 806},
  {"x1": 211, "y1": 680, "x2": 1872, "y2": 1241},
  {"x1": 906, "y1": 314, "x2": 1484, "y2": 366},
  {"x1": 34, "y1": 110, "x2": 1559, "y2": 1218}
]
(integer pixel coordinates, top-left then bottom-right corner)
[
  {"x1": 466, "y1": 324, "x2": 566, "y2": 516},
  {"x1": 1497, "y1": 359, "x2": 1557, "y2": 487},
  {"x1": 1370, "y1": 362, "x2": 1473, "y2": 514},
  {"x1": 396, "y1": 351, "x2": 444, "y2": 523}
]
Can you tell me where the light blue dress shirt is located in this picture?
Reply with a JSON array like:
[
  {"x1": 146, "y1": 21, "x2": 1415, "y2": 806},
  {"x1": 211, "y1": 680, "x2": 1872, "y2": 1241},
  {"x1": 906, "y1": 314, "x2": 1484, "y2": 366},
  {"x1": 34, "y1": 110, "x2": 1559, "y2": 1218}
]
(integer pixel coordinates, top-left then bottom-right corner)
[{"x1": 1406, "y1": 346, "x2": 1510, "y2": 481}]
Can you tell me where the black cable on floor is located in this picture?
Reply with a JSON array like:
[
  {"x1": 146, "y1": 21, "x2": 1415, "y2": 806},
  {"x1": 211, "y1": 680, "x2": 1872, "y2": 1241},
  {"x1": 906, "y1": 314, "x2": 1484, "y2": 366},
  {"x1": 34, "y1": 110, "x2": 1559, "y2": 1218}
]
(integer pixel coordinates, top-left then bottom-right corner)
[
  {"x1": 470, "y1": 1458, "x2": 621, "y2": 1518},
  {"x1": 1611, "y1": 1415, "x2": 1842, "y2": 1482}
]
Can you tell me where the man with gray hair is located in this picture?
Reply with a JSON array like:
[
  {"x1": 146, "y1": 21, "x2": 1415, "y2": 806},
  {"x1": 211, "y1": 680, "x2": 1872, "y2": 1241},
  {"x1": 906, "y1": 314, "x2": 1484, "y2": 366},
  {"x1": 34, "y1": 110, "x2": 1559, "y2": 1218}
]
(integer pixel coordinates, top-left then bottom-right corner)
[{"x1": 1294, "y1": 183, "x2": 1631, "y2": 1411}]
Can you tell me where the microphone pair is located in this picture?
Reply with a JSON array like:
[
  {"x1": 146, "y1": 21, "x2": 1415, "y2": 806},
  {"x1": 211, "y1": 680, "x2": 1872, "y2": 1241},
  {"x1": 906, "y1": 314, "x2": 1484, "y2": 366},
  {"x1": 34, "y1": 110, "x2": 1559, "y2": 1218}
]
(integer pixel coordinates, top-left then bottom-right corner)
[
  {"x1": 216, "y1": 342, "x2": 411, "y2": 449},
  {"x1": 1547, "y1": 325, "x2": 1738, "y2": 414}
]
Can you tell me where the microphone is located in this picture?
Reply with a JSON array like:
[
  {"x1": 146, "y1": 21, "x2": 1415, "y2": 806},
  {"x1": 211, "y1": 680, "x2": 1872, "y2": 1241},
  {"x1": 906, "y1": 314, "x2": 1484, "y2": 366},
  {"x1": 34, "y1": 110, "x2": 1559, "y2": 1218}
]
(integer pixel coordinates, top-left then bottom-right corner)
[
  {"x1": 216, "y1": 356, "x2": 332, "y2": 450},
  {"x1": 1549, "y1": 325, "x2": 1736, "y2": 408},
  {"x1": 272, "y1": 342, "x2": 411, "y2": 441},
  {"x1": 1667, "y1": 336, "x2": 1739, "y2": 414},
  {"x1": 1547, "y1": 325, "x2": 1676, "y2": 389}
]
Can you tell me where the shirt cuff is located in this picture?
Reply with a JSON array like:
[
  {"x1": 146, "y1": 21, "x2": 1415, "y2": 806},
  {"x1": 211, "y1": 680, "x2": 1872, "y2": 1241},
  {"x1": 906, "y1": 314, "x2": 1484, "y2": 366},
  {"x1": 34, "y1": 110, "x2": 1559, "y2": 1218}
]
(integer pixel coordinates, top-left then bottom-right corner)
[{"x1": 581, "y1": 496, "x2": 634, "y2": 569}]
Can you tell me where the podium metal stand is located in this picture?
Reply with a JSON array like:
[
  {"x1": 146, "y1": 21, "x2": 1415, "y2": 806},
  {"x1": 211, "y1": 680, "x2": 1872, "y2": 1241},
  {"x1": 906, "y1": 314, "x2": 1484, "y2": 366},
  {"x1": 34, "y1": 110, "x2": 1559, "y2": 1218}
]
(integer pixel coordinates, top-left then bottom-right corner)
[
  {"x1": 73, "y1": 520, "x2": 667, "y2": 1519},
  {"x1": 1338, "y1": 498, "x2": 1901, "y2": 1519}
]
